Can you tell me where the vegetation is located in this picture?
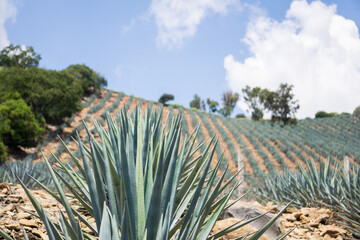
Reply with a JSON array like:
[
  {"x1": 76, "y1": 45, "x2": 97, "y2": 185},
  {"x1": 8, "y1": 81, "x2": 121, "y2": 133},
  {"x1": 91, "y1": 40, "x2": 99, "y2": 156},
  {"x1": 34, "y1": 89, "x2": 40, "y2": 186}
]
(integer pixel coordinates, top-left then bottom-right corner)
[
  {"x1": 218, "y1": 91, "x2": 239, "y2": 117},
  {"x1": 159, "y1": 93, "x2": 174, "y2": 105},
  {"x1": 255, "y1": 159, "x2": 360, "y2": 237},
  {"x1": 65, "y1": 64, "x2": 107, "y2": 94},
  {"x1": 315, "y1": 111, "x2": 339, "y2": 118},
  {"x1": 1, "y1": 108, "x2": 287, "y2": 239},
  {"x1": 206, "y1": 98, "x2": 219, "y2": 113},
  {"x1": 0, "y1": 67, "x2": 83, "y2": 122},
  {"x1": 0, "y1": 44, "x2": 41, "y2": 68},
  {"x1": 235, "y1": 113, "x2": 246, "y2": 118},
  {"x1": 242, "y1": 83, "x2": 299, "y2": 123},
  {"x1": 189, "y1": 94, "x2": 206, "y2": 110},
  {"x1": 353, "y1": 106, "x2": 360, "y2": 118}
]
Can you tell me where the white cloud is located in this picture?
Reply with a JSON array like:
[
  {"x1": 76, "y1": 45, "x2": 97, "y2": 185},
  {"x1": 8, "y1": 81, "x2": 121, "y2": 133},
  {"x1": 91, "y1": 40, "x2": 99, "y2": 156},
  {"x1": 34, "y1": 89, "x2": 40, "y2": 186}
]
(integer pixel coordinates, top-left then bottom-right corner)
[
  {"x1": 150, "y1": 0, "x2": 239, "y2": 48},
  {"x1": 224, "y1": 0, "x2": 360, "y2": 118},
  {"x1": 0, "y1": 0, "x2": 16, "y2": 49}
]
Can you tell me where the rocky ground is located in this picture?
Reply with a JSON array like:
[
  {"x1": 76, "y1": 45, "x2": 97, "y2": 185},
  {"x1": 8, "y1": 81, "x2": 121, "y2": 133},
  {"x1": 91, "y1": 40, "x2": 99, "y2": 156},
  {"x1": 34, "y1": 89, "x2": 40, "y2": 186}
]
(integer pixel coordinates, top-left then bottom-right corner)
[{"x1": 0, "y1": 183, "x2": 353, "y2": 240}]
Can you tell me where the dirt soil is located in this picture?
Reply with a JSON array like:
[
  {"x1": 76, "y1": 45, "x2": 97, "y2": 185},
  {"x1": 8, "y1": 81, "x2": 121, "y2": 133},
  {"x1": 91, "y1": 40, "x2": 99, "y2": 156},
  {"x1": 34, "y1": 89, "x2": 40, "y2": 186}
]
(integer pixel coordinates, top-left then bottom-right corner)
[{"x1": 0, "y1": 183, "x2": 352, "y2": 240}]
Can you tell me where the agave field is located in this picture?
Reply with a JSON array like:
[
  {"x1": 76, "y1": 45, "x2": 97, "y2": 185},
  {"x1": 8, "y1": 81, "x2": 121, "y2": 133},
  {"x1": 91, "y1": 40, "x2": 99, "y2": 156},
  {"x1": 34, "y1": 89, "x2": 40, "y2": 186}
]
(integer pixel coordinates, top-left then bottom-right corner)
[{"x1": 1, "y1": 89, "x2": 360, "y2": 238}]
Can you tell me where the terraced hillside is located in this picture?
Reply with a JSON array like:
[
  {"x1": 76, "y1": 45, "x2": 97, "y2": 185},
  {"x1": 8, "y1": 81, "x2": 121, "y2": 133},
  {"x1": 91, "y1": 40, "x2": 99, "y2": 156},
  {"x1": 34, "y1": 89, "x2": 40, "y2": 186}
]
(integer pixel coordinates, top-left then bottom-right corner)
[{"x1": 24, "y1": 89, "x2": 360, "y2": 183}]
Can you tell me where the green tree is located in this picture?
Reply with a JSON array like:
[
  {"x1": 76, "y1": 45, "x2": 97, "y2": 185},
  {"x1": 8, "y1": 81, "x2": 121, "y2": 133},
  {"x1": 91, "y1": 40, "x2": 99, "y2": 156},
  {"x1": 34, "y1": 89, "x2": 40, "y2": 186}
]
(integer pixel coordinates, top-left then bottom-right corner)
[
  {"x1": 242, "y1": 86, "x2": 264, "y2": 120},
  {"x1": 0, "y1": 67, "x2": 82, "y2": 122},
  {"x1": 206, "y1": 98, "x2": 219, "y2": 113},
  {"x1": 235, "y1": 113, "x2": 246, "y2": 118},
  {"x1": 219, "y1": 91, "x2": 239, "y2": 117},
  {"x1": 159, "y1": 93, "x2": 174, "y2": 105},
  {"x1": 0, "y1": 92, "x2": 44, "y2": 148},
  {"x1": 315, "y1": 111, "x2": 339, "y2": 118},
  {"x1": 267, "y1": 83, "x2": 299, "y2": 124},
  {"x1": 353, "y1": 106, "x2": 360, "y2": 118},
  {"x1": 190, "y1": 94, "x2": 206, "y2": 110},
  {"x1": 0, "y1": 44, "x2": 41, "y2": 68},
  {"x1": 65, "y1": 64, "x2": 107, "y2": 94},
  {"x1": 0, "y1": 140, "x2": 7, "y2": 164}
]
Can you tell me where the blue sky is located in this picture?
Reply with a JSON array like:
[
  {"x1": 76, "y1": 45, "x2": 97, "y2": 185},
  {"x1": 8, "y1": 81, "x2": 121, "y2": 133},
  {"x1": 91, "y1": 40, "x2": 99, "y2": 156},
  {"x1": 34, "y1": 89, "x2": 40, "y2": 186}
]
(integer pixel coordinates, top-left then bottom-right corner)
[{"x1": 1, "y1": 0, "x2": 360, "y2": 118}]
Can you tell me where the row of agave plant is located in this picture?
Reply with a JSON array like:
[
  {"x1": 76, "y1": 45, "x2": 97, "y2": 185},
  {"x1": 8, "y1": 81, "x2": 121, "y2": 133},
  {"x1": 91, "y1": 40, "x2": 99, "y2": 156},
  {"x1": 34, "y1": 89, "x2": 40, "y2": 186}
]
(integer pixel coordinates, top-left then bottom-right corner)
[
  {"x1": 0, "y1": 107, "x2": 288, "y2": 240},
  {"x1": 255, "y1": 159, "x2": 360, "y2": 237}
]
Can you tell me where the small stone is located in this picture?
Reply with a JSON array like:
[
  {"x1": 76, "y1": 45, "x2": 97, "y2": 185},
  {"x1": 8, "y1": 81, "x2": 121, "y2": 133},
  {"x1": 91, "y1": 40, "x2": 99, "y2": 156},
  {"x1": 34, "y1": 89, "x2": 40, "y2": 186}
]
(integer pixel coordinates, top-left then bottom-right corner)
[
  {"x1": 319, "y1": 225, "x2": 347, "y2": 236},
  {"x1": 32, "y1": 229, "x2": 43, "y2": 237},
  {"x1": 19, "y1": 219, "x2": 38, "y2": 228},
  {"x1": 282, "y1": 221, "x2": 295, "y2": 228},
  {"x1": 6, "y1": 224, "x2": 20, "y2": 230},
  {"x1": 313, "y1": 214, "x2": 330, "y2": 224},
  {"x1": 309, "y1": 221, "x2": 319, "y2": 228},
  {"x1": 292, "y1": 212, "x2": 302, "y2": 220},
  {"x1": 1, "y1": 204, "x2": 16, "y2": 213},
  {"x1": 1, "y1": 188, "x2": 8, "y2": 194},
  {"x1": 15, "y1": 212, "x2": 32, "y2": 220}
]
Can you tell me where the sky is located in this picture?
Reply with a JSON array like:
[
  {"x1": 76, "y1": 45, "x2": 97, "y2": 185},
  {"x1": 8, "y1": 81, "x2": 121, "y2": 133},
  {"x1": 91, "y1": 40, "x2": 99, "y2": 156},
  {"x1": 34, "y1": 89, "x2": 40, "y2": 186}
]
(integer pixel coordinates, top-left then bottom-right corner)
[{"x1": 1, "y1": 0, "x2": 360, "y2": 119}]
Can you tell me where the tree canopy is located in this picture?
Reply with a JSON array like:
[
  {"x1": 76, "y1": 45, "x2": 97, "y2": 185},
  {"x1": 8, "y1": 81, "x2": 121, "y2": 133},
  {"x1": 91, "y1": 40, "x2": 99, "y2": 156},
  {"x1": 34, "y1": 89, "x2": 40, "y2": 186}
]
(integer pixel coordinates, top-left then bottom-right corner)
[
  {"x1": 219, "y1": 91, "x2": 239, "y2": 117},
  {"x1": 159, "y1": 93, "x2": 174, "y2": 105},
  {"x1": 0, "y1": 67, "x2": 83, "y2": 122},
  {"x1": 65, "y1": 64, "x2": 107, "y2": 94},
  {"x1": 0, "y1": 44, "x2": 41, "y2": 68},
  {"x1": 190, "y1": 94, "x2": 205, "y2": 110}
]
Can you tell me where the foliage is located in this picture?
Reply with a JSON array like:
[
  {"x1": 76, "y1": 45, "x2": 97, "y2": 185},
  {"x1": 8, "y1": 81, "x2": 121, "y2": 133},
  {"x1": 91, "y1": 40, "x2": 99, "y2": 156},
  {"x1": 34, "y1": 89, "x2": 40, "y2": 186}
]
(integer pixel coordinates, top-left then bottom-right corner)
[
  {"x1": 353, "y1": 106, "x2": 360, "y2": 118},
  {"x1": 255, "y1": 158, "x2": 360, "y2": 236},
  {"x1": 0, "y1": 44, "x2": 41, "y2": 68},
  {"x1": 264, "y1": 84, "x2": 299, "y2": 124},
  {"x1": 315, "y1": 111, "x2": 339, "y2": 118},
  {"x1": 158, "y1": 93, "x2": 174, "y2": 105},
  {"x1": 242, "y1": 86, "x2": 264, "y2": 121},
  {"x1": 0, "y1": 140, "x2": 7, "y2": 164},
  {"x1": 0, "y1": 67, "x2": 82, "y2": 122},
  {"x1": 0, "y1": 92, "x2": 44, "y2": 149},
  {"x1": 189, "y1": 94, "x2": 205, "y2": 110},
  {"x1": 65, "y1": 64, "x2": 107, "y2": 94},
  {"x1": 235, "y1": 113, "x2": 246, "y2": 118},
  {"x1": 206, "y1": 98, "x2": 219, "y2": 113},
  {"x1": 219, "y1": 91, "x2": 239, "y2": 117},
  {"x1": 3, "y1": 108, "x2": 286, "y2": 239}
]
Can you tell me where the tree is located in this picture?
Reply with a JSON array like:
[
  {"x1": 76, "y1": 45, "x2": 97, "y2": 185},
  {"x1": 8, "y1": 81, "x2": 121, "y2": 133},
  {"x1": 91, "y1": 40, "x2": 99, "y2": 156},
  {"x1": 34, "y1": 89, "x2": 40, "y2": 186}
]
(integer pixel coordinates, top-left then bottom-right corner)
[
  {"x1": 0, "y1": 44, "x2": 41, "y2": 68},
  {"x1": 65, "y1": 64, "x2": 107, "y2": 94},
  {"x1": 242, "y1": 86, "x2": 264, "y2": 120},
  {"x1": 219, "y1": 91, "x2": 239, "y2": 117},
  {"x1": 190, "y1": 94, "x2": 206, "y2": 110},
  {"x1": 353, "y1": 106, "x2": 360, "y2": 118},
  {"x1": 159, "y1": 93, "x2": 174, "y2": 105},
  {"x1": 315, "y1": 111, "x2": 339, "y2": 118},
  {"x1": 267, "y1": 83, "x2": 299, "y2": 124},
  {"x1": 206, "y1": 98, "x2": 219, "y2": 113},
  {"x1": 235, "y1": 113, "x2": 246, "y2": 119},
  {"x1": 0, "y1": 92, "x2": 44, "y2": 148},
  {"x1": 0, "y1": 67, "x2": 82, "y2": 122}
]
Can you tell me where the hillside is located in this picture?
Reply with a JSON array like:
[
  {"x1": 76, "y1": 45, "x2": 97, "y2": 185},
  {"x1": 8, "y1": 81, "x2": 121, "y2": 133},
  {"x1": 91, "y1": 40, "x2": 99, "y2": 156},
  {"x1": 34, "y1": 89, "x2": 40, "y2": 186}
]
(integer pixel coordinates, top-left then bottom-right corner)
[{"x1": 21, "y1": 88, "x2": 360, "y2": 183}]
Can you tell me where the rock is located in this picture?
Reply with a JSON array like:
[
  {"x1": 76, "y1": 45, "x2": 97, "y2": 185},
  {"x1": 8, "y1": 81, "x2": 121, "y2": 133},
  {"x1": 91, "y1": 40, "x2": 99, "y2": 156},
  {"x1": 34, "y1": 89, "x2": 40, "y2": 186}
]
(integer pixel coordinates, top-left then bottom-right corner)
[
  {"x1": 212, "y1": 218, "x2": 271, "y2": 240},
  {"x1": 19, "y1": 219, "x2": 38, "y2": 228},
  {"x1": 223, "y1": 201, "x2": 283, "y2": 239},
  {"x1": 32, "y1": 229, "x2": 43, "y2": 237},
  {"x1": 1, "y1": 203, "x2": 16, "y2": 214},
  {"x1": 15, "y1": 212, "x2": 32, "y2": 220},
  {"x1": 6, "y1": 224, "x2": 20, "y2": 230},
  {"x1": 308, "y1": 221, "x2": 319, "y2": 228},
  {"x1": 313, "y1": 213, "x2": 330, "y2": 224},
  {"x1": 319, "y1": 225, "x2": 347, "y2": 236},
  {"x1": 292, "y1": 212, "x2": 302, "y2": 220}
]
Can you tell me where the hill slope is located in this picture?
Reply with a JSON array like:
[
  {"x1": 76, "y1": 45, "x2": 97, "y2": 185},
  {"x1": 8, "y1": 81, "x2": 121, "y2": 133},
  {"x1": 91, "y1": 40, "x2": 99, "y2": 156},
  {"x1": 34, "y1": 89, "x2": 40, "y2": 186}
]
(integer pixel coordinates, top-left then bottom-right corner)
[{"x1": 23, "y1": 89, "x2": 360, "y2": 182}]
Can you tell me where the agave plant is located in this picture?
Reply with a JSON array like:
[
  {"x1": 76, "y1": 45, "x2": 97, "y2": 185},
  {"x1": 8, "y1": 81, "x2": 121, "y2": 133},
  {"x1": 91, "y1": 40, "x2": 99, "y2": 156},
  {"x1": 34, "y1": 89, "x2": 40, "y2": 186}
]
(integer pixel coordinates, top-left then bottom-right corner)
[
  {"x1": 256, "y1": 158, "x2": 360, "y2": 237},
  {"x1": 1, "y1": 106, "x2": 287, "y2": 239}
]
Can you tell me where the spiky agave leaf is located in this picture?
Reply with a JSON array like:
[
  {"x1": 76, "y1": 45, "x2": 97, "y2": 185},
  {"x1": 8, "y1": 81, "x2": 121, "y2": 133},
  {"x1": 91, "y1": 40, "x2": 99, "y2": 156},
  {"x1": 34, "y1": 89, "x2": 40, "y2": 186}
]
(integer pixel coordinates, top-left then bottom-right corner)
[{"x1": 6, "y1": 105, "x2": 286, "y2": 239}]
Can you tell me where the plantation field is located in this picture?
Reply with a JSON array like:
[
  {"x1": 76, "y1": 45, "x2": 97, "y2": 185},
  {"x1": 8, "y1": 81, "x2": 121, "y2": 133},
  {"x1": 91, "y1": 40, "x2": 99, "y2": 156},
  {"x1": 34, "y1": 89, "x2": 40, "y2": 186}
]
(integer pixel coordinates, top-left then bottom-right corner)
[{"x1": 25, "y1": 89, "x2": 360, "y2": 182}]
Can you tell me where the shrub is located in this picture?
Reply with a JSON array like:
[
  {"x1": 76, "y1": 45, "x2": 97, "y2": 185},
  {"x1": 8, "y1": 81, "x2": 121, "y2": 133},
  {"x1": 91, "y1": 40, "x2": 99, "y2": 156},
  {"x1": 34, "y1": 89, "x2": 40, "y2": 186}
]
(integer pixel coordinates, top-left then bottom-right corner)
[
  {"x1": 0, "y1": 92, "x2": 44, "y2": 149},
  {"x1": 353, "y1": 106, "x2": 360, "y2": 118},
  {"x1": 0, "y1": 67, "x2": 82, "y2": 122},
  {"x1": 6, "y1": 108, "x2": 287, "y2": 239},
  {"x1": 0, "y1": 140, "x2": 7, "y2": 164},
  {"x1": 315, "y1": 111, "x2": 339, "y2": 118},
  {"x1": 158, "y1": 93, "x2": 174, "y2": 105},
  {"x1": 65, "y1": 64, "x2": 107, "y2": 94}
]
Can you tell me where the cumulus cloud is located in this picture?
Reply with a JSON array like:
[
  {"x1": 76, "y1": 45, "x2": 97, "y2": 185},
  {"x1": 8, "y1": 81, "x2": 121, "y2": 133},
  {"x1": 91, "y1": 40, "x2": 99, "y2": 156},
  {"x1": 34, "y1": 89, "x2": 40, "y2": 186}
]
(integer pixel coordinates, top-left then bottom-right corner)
[
  {"x1": 0, "y1": 0, "x2": 16, "y2": 49},
  {"x1": 224, "y1": 0, "x2": 360, "y2": 118},
  {"x1": 150, "y1": 0, "x2": 238, "y2": 48}
]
